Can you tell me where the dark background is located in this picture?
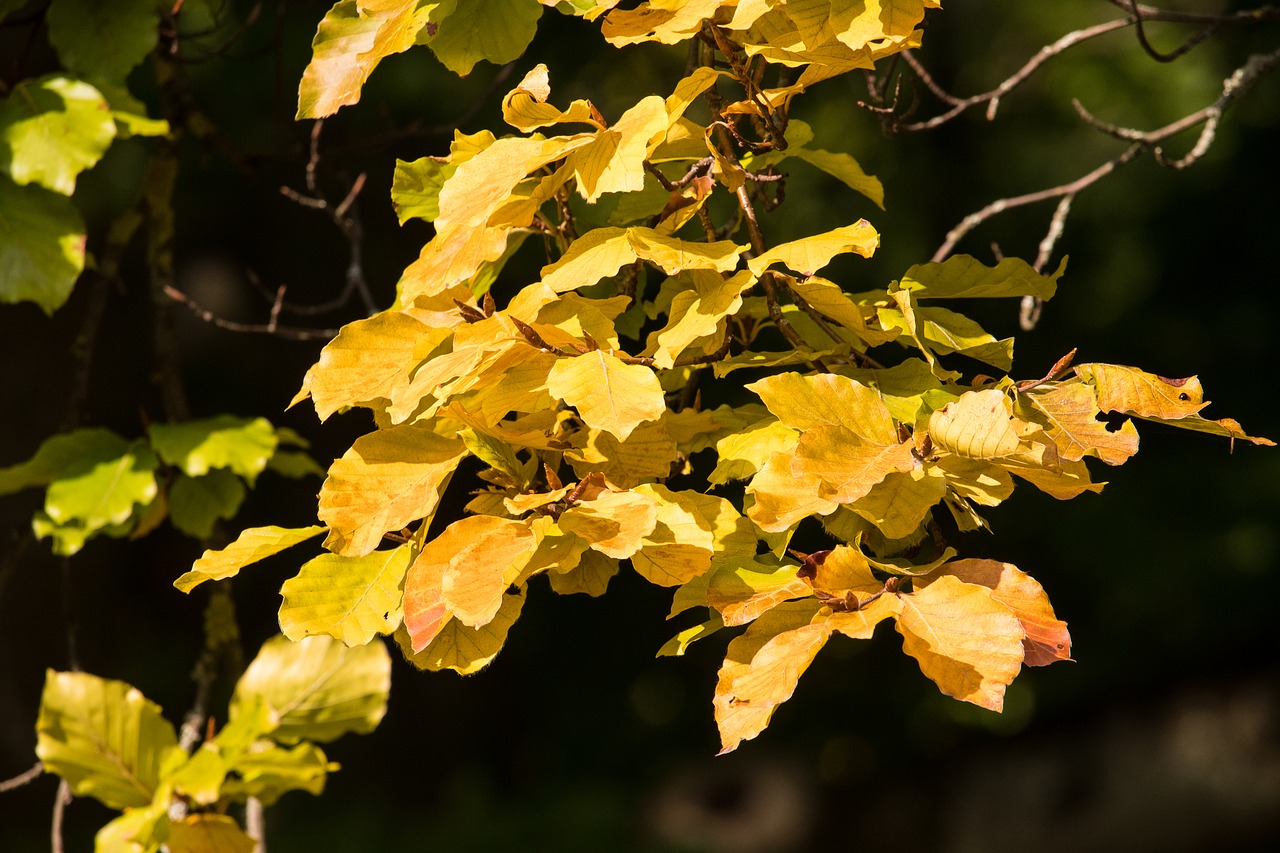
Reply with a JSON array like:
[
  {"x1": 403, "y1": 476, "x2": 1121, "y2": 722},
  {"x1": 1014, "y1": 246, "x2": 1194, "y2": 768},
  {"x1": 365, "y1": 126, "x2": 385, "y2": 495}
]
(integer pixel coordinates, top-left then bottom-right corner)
[{"x1": 2, "y1": 2, "x2": 1279, "y2": 850}]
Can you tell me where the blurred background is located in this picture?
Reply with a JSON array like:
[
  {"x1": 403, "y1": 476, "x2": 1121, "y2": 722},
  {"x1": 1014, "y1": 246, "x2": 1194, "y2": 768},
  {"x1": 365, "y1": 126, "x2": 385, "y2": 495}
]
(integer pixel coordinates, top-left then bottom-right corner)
[{"x1": 2, "y1": 1, "x2": 1278, "y2": 850}]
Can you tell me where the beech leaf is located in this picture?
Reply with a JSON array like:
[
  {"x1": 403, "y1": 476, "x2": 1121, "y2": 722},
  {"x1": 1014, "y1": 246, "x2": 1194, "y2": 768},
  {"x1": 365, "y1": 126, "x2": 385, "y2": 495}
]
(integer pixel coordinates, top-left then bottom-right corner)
[
  {"x1": 547, "y1": 350, "x2": 665, "y2": 440},
  {"x1": 36, "y1": 670, "x2": 179, "y2": 810},
  {"x1": 895, "y1": 575, "x2": 1026, "y2": 711},
  {"x1": 899, "y1": 255, "x2": 1064, "y2": 300},
  {"x1": 176, "y1": 525, "x2": 325, "y2": 592},
  {"x1": 398, "y1": 587, "x2": 526, "y2": 674},
  {"x1": 279, "y1": 545, "x2": 413, "y2": 646},
  {"x1": 232, "y1": 633, "x2": 390, "y2": 744},
  {"x1": 0, "y1": 175, "x2": 86, "y2": 314},
  {"x1": 0, "y1": 75, "x2": 116, "y2": 195},
  {"x1": 148, "y1": 415, "x2": 279, "y2": 484},
  {"x1": 318, "y1": 424, "x2": 467, "y2": 556},
  {"x1": 746, "y1": 220, "x2": 879, "y2": 277}
]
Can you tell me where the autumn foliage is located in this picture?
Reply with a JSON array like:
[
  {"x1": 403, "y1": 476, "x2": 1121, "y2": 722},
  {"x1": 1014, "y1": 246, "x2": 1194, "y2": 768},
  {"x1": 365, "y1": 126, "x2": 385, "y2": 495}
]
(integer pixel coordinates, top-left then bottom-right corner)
[{"x1": 2, "y1": 1, "x2": 1273, "y2": 849}]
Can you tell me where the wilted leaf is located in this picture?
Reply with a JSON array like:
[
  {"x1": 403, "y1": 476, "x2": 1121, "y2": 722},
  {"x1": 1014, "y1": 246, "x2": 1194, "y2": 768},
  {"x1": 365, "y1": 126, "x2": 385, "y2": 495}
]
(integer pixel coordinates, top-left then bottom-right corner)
[
  {"x1": 279, "y1": 545, "x2": 413, "y2": 646},
  {"x1": 895, "y1": 575, "x2": 1025, "y2": 710},
  {"x1": 231, "y1": 634, "x2": 390, "y2": 744},
  {"x1": 176, "y1": 525, "x2": 325, "y2": 592},
  {"x1": 1022, "y1": 381, "x2": 1139, "y2": 465},
  {"x1": 36, "y1": 670, "x2": 179, "y2": 810},
  {"x1": 318, "y1": 424, "x2": 467, "y2": 556}
]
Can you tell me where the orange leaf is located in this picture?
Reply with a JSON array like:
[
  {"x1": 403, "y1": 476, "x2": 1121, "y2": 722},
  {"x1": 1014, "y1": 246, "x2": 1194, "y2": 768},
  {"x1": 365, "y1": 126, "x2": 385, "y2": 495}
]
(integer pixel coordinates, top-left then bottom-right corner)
[{"x1": 932, "y1": 559, "x2": 1072, "y2": 666}]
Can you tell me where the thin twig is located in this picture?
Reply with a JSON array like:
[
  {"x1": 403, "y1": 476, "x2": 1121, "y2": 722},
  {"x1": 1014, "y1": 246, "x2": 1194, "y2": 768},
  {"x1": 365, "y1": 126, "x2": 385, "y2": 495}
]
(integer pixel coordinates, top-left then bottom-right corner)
[
  {"x1": 0, "y1": 763, "x2": 42, "y2": 793},
  {"x1": 51, "y1": 779, "x2": 71, "y2": 853},
  {"x1": 164, "y1": 285, "x2": 339, "y2": 340}
]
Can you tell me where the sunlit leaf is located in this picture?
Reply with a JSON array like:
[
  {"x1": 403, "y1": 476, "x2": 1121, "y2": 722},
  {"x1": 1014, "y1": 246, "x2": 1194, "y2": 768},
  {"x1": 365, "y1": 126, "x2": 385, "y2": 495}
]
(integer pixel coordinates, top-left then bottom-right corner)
[
  {"x1": 423, "y1": 0, "x2": 543, "y2": 77},
  {"x1": 318, "y1": 424, "x2": 467, "y2": 556},
  {"x1": 94, "y1": 802, "x2": 168, "y2": 853},
  {"x1": 166, "y1": 814, "x2": 256, "y2": 853},
  {"x1": 36, "y1": 670, "x2": 179, "y2": 810},
  {"x1": 223, "y1": 741, "x2": 334, "y2": 805},
  {"x1": 547, "y1": 547, "x2": 618, "y2": 596},
  {"x1": 705, "y1": 559, "x2": 811, "y2": 626},
  {"x1": 559, "y1": 487, "x2": 660, "y2": 558},
  {"x1": 931, "y1": 559, "x2": 1072, "y2": 667},
  {"x1": 231, "y1": 634, "x2": 390, "y2": 744},
  {"x1": 746, "y1": 220, "x2": 879, "y2": 276},
  {"x1": 148, "y1": 416, "x2": 279, "y2": 484},
  {"x1": 398, "y1": 587, "x2": 526, "y2": 674},
  {"x1": 0, "y1": 75, "x2": 116, "y2": 195},
  {"x1": 927, "y1": 389, "x2": 1032, "y2": 460},
  {"x1": 631, "y1": 484, "x2": 755, "y2": 586},
  {"x1": 44, "y1": 438, "x2": 158, "y2": 531},
  {"x1": 747, "y1": 371, "x2": 897, "y2": 442},
  {"x1": 1022, "y1": 381, "x2": 1140, "y2": 465},
  {"x1": 895, "y1": 575, "x2": 1025, "y2": 710},
  {"x1": 899, "y1": 255, "x2": 1064, "y2": 300},
  {"x1": 547, "y1": 350, "x2": 665, "y2": 440},
  {"x1": 714, "y1": 600, "x2": 830, "y2": 753},
  {"x1": 176, "y1": 525, "x2": 325, "y2": 592},
  {"x1": 279, "y1": 545, "x2": 412, "y2": 646}
]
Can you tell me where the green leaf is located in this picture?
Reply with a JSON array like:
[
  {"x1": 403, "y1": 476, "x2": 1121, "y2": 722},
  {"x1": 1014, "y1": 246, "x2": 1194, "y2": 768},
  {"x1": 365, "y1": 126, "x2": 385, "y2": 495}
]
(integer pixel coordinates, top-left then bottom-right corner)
[
  {"x1": 223, "y1": 742, "x2": 335, "y2": 806},
  {"x1": 46, "y1": 0, "x2": 160, "y2": 82},
  {"x1": 0, "y1": 427, "x2": 124, "y2": 495},
  {"x1": 44, "y1": 438, "x2": 158, "y2": 531},
  {"x1": 0, "y1": 75, "x2": 116, "y2": 195},
  {"x1": 175, "y1": 525, "x2": 325, "y2": 592},
  {"x1": 266, "y1": 449, "x2": 326, "y2": 479},
  {"x1": 279, "y1": 545, "x2": 413, "y2": 646},
  {"x1": 0, "y1": 175, "x2": 86, "y2": 313},
  {"x1": 168, "y1": 469, "x2": 247, "y2": 540},
  {"x1": 424, "y1": 0, "x2": 543, "y2": 77},
  {"x1": 231, "y1": 634, "x2": 391, "y2": 744},
  {"x1": 36, "y1": 669, "x2": 180, "y2": 810},
  {"x1": 899, "y1": 255, "x2": 1064, "y2": 300},
  {"x1": 392, "y1": 155, "x2": 454, "y2": 223},
  {"x1": 148, "y1": 415, "x2": 279, "y2": 484},
  {"x1": 94, "y1": 802, "x2": 169, "y2": 853}
]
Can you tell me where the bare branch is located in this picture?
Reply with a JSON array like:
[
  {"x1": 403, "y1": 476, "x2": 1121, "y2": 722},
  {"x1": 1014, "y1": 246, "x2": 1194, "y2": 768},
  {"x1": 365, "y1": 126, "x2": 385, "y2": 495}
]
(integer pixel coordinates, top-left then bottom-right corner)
[
  {"x1": 51, "y1": 779, "x2": 71, "y2": 853},
  {"x1": 0, "y1": 763, "x2": 43, "y2": 793},
  {"x1": 935, "y1": 46, "x2": 1280, "y2": 262},
  {"x1": 164, "y1": 285, "x2": 339, "y2": 341}
]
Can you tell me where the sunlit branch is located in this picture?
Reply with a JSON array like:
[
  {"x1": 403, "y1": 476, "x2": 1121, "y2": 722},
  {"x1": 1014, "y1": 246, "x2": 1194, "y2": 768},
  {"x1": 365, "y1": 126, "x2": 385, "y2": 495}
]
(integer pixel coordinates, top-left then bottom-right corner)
[{"x1": 0, "y1": 762, "x2": 42, "y2": 793}]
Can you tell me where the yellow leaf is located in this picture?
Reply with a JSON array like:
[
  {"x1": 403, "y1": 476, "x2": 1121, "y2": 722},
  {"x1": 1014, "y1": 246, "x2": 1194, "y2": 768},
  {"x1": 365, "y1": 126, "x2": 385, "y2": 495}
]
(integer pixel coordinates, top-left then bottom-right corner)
[
  {"x1": 746, "y1": 371, "x2": 897, "y2": 442},
  {"x1": 566, "y1": 419, "x2": 679, "y2": 488},
  {"x1": 501, "y1": 63, "x2": 598, "y2": 132},
  {"x1": 538, "y1": 227, "x2": 635, "y2": 293},
  {"x1": 792, "y1": 427, "x2": 917, "y2": 504},
  {"x1": 746, "y1": 450, "x2": 838, "y2": 533},
  {"x1": 895, "y1": 575, "x2": 1025, "y2": 711},
  {"x1": 848, "y1": 466, "x2": 946, "y2": 539},
  {"x1": 927, "y1": 389, "x2": 1033, "y2": 460},
  {"x1": 601, "y1": 0, "x2": 723, "y2": 46},
  {"x1": 547, "y1": 350, "x2": 665, "y2": 440},
  {"x1": 628, "y1": 227, "x2": 745, "y2": 275},
  {"x1": 1022, "y1": 381, "x2": 1140, "y2": 465},
  {"x1": 547, "y1": 548, "x2": 618, "y2": 597},
  {"x1": 899, "y1": 254, "x2": 1063, "y2": 300},
  {"x1": 1075, "y1": 362, "x2": 1207, "y2": 419},
  {"x1": 558, "y1": 488, "x2": 660, "y2": 558},
  {"x1": 705, "y1": 559, "x2": 812, "y2": 626},
  {"x1": 397, "y1": 587, "x2": 526, "y2": 674},
  {"x1": 714, "y1": 600, "x2": 830, "y2": 753},
  {"x1": 931, "y1": 559, "x2": 1072, "y2": 667},
  {"x1": 279, "y1": 544, "x2": 412, "y2": 646},
  {"x1": 568, "y1": 95, "x2": 670, "y2": 201},
  {"x1": 318, "y1": 425, "x2": 467, "y2": 556},
  {"x1": 789, "y1": 276, "x2": 893, "y2": 345},
  {"x1": 644, "y1": 270, "x2": 753, "y2": 369},
  {"x1": 805, "y1": 545, "x2": 883, "y2": 599},
  {"x1": 932, "y1": 453, "x2": 1015, "y2": 506},
  {"x1": 176, "y1": 525, "x2": 324, "y2": 593},
  {"x1": 711, "y1": 418, "x2": 798, "y2": 485},
  {"x1": 631, "y1": 485, "x2": 755, "y2": 586},
  {"x1": 747, "y1": 220, "x2": 879, "y2": 276},
  {"x1": 167, "y1": 814, "x2": 255, "y2": 853},
  {"x1": 825, "y1": 595, "x2": 900, "y2": 640},
  {"x1": 308, "y1": 311, "x2": 446, "y2": 420}
]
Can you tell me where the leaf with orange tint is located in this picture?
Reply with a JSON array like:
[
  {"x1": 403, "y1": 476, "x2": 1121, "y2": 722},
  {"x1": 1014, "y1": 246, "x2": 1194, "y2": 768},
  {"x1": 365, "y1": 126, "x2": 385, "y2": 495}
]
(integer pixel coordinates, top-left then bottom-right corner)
[
  {"x1": 397, "y1": 588, "x2": 526, "y2": 674},
  {"x1": 438, "y1": 516, "x2": 537, "y2": 627},
  {"x1": 929, "y1": 559, "x2": 1072, "y2": 667},
  {"x1": 792, "y1": 427, "x2": 916, "y2": 504},
  {"x1": 714, "y1": 600, "x2": 830, "y2": 753},
  {"x1": 894, "y1": 575, "x2": 1025, "y2": 710}
]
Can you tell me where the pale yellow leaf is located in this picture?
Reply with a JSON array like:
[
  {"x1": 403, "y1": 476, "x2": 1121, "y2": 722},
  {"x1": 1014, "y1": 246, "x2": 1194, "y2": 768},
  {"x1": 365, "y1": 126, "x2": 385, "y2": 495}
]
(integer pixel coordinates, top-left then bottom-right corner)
[
  {"x1": 746, "y1": 371, "x2": 897, "y2": 443},
  {"x1": 927, "y1": 389, "x2": 1032, "y2": 460},
  {"x1": 308, "y1": 311, "x2": 445, "y2": 420},
  {"x1": 558, "y1": 488, "x2": 660, "y2": 558},
  {"x1": 747, "y1": 220, "x2": 879, "y2": 276},
  {"x1": 746, "y1": 450, "x2": 838, "y2": 533},
  {"x1": 279, "y1": 545, "x2": 412, "y2": 646},
  {"x1": 792, "y1": 426, "x2": 916, "y2": 504},
  {"x1": 1023, "y1": 382, "x2": 1139, "y2": 465},
  {"x1": 176, "y1": 525, "x2": 324, "y2": 593}
]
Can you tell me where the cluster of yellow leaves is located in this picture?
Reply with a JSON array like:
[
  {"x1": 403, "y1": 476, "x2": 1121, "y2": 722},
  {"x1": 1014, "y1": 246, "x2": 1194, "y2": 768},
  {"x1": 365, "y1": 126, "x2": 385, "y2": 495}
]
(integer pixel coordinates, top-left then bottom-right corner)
[{"x1": 178, "y1": 0, "x2": 1273, "y2": 754}]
